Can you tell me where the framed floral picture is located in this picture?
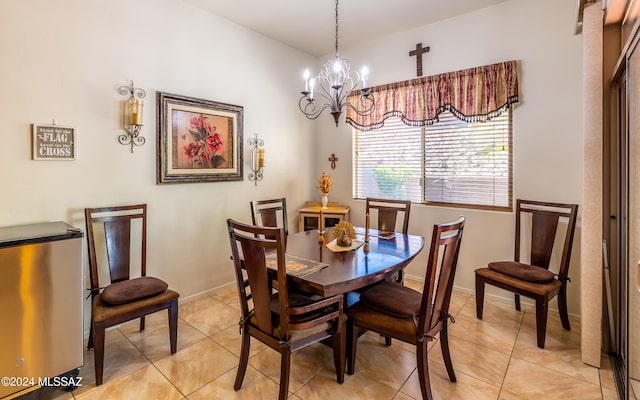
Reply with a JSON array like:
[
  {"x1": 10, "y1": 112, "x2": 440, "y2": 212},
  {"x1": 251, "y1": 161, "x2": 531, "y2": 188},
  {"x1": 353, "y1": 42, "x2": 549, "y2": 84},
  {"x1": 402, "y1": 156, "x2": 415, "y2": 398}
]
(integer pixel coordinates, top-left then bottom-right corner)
[{"x1": 157, "y1": 92, "x2": 243, "y2": 184}]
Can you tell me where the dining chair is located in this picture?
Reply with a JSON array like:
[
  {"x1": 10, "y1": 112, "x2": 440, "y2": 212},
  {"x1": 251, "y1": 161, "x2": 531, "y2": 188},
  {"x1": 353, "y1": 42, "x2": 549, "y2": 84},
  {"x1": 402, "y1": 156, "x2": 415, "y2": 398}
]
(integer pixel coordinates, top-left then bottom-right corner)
[
  {"x1": 347, "y1": 217, "x2": 465, "y2": 400},
  {"x1": 227, "y1": 219, "x2": 345, "y2": 400},
  {"x1": 363, "y1": 198, "x2": 413, "y2": 348},
  {"x1": 85, "y1": 204, "x2": 179, "y2": 385},
  {"x1": 365, "y1": 197, "x2": 411, "y2": 234},
  {"x1": 474, "y1": 199, "x2": 578, "y2": 348},
  {"x1": 250, "y1": 197, "x2": 288, "y2": 235},
  {"x1": 366, "y1": 197, "x2": 411, "y2": 285}
]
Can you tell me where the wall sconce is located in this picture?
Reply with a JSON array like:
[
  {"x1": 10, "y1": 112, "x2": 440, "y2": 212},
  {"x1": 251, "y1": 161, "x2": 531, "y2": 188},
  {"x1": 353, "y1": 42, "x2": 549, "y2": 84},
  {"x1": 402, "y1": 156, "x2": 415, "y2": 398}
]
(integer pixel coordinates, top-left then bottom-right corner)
[
  {"x1": 118, "y1": 80, "x2": 146, "y2": 153},
  {"x1": 248, "y1": 132, "x2": 265, "y2": 186}
]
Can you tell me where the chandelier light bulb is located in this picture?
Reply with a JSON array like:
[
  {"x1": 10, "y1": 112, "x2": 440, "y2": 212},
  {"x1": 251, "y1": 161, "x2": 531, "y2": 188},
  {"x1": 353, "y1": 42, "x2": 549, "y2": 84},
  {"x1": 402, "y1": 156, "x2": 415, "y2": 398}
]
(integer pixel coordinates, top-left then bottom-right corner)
[
  {"x1": 303, "y1": 69, "x2": 310, "y2": 92},
  {"x1": 309, "y1": 78, "x2": 315, "y2": 100},
  {"x1": 361, "y1": 66, "x2": 369, "y2": 88}
]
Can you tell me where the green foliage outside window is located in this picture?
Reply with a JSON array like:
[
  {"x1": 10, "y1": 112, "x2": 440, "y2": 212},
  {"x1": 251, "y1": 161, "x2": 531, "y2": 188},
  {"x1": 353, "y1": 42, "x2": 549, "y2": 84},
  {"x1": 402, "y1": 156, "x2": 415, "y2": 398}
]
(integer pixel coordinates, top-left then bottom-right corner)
[{"x1": 373, "y1": 165, "x2": 416, "y2": 200}]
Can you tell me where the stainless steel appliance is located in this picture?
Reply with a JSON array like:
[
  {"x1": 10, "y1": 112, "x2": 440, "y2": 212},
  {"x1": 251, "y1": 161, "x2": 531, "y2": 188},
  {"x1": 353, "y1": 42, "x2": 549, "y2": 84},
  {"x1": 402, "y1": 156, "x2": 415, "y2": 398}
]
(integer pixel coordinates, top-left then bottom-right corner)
[{"x1": 0, "y1": 222, "x2": 83, "y2": 399}]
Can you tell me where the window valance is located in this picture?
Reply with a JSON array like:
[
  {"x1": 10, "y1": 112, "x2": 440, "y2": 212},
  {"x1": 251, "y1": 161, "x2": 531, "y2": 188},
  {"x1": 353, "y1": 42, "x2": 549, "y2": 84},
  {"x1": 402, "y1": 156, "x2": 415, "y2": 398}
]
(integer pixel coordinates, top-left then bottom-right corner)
[{"x1": 346, "y1": 60, "x2": 519, "y2": 131}]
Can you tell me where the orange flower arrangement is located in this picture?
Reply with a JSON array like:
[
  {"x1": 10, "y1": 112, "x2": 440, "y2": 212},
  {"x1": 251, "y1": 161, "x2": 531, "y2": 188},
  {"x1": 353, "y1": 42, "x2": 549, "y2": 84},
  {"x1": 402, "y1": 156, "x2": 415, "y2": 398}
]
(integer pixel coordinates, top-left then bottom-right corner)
[{"x1": 316, "y1": 172, "x2": 332, "y2": 194}]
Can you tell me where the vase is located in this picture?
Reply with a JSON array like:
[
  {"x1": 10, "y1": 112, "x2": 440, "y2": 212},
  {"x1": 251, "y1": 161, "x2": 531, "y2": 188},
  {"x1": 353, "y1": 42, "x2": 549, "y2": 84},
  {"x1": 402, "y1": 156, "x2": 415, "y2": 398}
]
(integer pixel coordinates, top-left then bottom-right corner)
[{"x1": 321, "y1": 194, "x2": 328, "y2": 209}]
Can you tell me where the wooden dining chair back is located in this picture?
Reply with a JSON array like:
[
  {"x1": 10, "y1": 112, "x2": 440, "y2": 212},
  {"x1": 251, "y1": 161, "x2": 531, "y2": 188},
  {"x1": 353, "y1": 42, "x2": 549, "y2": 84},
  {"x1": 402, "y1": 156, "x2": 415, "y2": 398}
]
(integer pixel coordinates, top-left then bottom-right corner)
[
  {"x1": 365, "y1": 197, "x2": 411, "y2": 234},
  {"x1": 85, "y1": 204, "x2": 179, "y2": 385},
  {"x1": 365, "y1": 198, "x2": 412, "y2": 290},
  {"x1": 227, "y1": 219, "x2": 345, "y2": 400},
  {"x1": 474, "y1": 199, "x2": 578, "y2": 348},
  {"x1": 347, "y1": 217, "x2": 465, "y2": 400},
  {"x1": 250, "y1": 197, "x2": 289, "y2": 235}
]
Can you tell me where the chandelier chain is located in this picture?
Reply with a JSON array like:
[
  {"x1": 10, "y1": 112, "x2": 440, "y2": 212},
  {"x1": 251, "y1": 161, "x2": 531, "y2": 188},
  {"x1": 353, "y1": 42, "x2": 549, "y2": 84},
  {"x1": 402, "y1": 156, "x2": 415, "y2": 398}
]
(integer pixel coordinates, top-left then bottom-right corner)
[{"x1": 335, "y1": 0, "x2": 339, "y2": 56}]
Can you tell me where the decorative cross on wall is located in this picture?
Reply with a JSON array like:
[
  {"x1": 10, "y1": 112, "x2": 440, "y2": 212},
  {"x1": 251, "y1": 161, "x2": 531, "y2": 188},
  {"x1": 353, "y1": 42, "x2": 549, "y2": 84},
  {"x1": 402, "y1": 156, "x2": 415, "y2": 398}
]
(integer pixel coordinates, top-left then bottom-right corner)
[
  {"x1": 409, "y1": 42, "x2": 430, "y2": 77},
  {"x1": 328, "y1": 153, "x2": 339, "y2": 169}
]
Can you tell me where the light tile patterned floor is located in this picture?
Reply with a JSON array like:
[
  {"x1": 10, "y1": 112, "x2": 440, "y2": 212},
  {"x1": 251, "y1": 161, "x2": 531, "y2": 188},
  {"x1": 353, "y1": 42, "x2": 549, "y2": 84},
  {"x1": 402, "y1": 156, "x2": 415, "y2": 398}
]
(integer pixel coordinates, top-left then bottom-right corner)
[{"x1": 18, "y1": 279, "x2": 618, "y2": 400}]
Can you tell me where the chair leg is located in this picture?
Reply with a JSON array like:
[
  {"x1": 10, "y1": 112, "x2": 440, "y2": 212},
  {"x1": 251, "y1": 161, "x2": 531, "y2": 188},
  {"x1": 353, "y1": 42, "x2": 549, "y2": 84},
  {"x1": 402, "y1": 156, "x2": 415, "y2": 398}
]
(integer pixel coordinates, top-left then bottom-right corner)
[
  {"x1": 168, "y1": 299, "x2": 178, "y2": 354},
  {"x1": 417, "y1": 339, "x2": 433, "y2": 400},
  {"x1": 514, "y1": 293, "x2": 521, "y2": 311},
  {"x1": 88, "y1": 296, "x2": 95, "y2": 350},
  {"x1": 279, "y1": 351, "x2": 291, "y2": 400},
  {"x1": 93, "y1": 324, "x2": 106, "y2": 386},
  {"x1": 87, "y1": 320, "x2": 94, "y2": 350},
  {"x1": 439, "y1": 323, "x2": 456, "y2": 383},
  {"x1": 234, "y1": 330, "x2": 251, "y2": 391},
  {"x1": 558, "y1": 285, "x2": 571, "y2": 331},
  {"x1": 346, "y1": 320, "x2": 358, "y2": 375},
  {"x1": 139, "y1": 315, "x2": 146, "y2": 332},
  {"x1": 535, "y1": 298, "x2": 550, "y2": 349},
  {"x1": 333, "y1": 324, "x2": 346, "y2": 384},
  {"x1": 475, "y1": 275, "x2": 485, "y2": 319},
  {"x1": 396, "y1": 269, "x2": 405, "y2": 284},
  {"x1": 385, "y1": 336, "x2": 392, "y2": 347}
]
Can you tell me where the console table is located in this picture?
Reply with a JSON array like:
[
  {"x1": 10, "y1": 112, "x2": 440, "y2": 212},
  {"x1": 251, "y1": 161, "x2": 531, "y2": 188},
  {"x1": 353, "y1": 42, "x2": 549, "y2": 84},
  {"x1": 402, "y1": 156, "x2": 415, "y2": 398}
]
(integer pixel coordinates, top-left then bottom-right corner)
[{"x1": 297, "y1": 202, "x2": 350, "y2": 232}]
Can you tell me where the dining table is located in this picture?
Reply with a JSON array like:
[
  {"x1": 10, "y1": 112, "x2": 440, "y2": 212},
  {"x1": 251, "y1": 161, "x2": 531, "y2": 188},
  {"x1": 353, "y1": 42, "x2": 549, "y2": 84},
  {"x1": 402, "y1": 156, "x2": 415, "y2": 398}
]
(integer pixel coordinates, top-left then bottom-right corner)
[{"x1": 280, "y1": 227, "x2": 425, "y2": 300}]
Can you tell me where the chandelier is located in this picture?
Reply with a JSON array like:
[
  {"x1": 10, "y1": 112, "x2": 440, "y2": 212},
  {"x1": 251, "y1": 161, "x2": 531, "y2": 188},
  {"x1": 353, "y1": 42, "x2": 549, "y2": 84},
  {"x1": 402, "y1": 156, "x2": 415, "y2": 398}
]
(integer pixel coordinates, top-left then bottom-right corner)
[{"x1": 298, "y1": 0, "x2": 375, "y2": 126}]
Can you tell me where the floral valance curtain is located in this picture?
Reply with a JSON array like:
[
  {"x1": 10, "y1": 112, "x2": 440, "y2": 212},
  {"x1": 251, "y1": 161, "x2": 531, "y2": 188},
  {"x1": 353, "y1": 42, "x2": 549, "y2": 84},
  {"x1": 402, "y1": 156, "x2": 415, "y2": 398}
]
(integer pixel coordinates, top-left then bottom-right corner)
[{"x1": 346, "y1": 60, "x2": 519, "y2": 131}]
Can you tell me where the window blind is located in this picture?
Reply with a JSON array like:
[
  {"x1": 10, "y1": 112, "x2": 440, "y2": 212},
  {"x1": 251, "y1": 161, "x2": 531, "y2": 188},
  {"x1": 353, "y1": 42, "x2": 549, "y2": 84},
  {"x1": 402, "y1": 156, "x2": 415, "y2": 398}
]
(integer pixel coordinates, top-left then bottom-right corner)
[
  {"x1": 353, "y1": 118, "x2": 422, "y2": 202},
  {"x1": 353, "y1": 110, "x2": 512, "y2": 210}
]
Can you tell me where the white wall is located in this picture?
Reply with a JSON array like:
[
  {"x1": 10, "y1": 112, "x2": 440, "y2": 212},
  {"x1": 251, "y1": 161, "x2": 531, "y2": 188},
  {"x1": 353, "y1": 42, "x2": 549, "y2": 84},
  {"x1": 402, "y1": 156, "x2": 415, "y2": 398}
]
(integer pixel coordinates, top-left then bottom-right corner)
[
  {"x1": 0, "y1": 0, "x2": 584, "y2": 330},
  {"x1": 0, "y1": 0, "x2": 317, "y2": 329},
  {"x1": 315, "y1": 0, "x2": 584, "y2": 314}
]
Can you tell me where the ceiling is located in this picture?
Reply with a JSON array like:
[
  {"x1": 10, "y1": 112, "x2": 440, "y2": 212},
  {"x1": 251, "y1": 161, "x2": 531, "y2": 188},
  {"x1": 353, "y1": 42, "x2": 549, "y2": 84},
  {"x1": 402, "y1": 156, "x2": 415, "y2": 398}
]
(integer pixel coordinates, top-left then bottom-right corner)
[{"x1": 182, "y1": 0, "x2": 509, "y2": 57}]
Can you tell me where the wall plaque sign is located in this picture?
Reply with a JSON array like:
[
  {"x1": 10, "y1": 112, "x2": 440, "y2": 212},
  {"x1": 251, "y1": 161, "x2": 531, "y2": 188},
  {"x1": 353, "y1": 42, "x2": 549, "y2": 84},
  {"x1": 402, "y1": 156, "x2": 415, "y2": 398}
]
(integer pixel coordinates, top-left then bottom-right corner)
[{"x1": 32, "y1": 124, "x2": 76, "y2": 160}]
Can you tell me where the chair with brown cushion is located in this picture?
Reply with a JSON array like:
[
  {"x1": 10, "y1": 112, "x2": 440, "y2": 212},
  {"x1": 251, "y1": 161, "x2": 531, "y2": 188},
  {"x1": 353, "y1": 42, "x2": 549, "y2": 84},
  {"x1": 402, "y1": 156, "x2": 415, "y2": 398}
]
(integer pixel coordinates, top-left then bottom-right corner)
[
  {"x1": 85, "y1": 204, "x2": 179, "y2": 385},
  {"x1": 363, "y1": 198, "x2": 413, "y2": 346},
  {"x1": 227, "y1": 219, "x2": 345, "y2": 400},
  {"x1": 250, "y1": 197, "x2": 288, "y2": 235},
  {"x1": 347, "y1": 217, "x2": 465, "y2": 400},
  {"x1": 474, "y1": 199, "x2": 578, "y2": 348}
]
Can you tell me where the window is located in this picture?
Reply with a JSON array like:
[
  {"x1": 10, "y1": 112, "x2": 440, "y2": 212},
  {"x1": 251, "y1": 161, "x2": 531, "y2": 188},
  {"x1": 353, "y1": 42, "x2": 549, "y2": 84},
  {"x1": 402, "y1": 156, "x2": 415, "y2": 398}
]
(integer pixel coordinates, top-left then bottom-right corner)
[{"x1": 353, "y1": 110, "x2": 512, "y2": 210}]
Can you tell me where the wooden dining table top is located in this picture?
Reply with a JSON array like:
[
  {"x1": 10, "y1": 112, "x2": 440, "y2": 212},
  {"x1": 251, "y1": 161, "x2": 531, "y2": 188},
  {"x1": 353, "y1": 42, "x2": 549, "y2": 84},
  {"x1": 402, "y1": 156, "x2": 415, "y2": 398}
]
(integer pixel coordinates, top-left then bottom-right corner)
[{"x1": 282, "y1": 228, "x2": 425, "y2": 298}]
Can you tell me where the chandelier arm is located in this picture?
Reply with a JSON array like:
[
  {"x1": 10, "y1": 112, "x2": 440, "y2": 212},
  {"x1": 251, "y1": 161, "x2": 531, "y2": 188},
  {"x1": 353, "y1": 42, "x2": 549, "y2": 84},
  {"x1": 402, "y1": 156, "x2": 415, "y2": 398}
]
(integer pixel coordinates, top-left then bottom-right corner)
[
  {"x1": 335, "y1": 72, "x2": 359, "y2": 108},
  {"x1": 314, "y1": 73, "x2": 341, "y2": 111},
  {"x1": 299, "y1": 96, "x2": 333, "y2": 120},
  {"x1": 346, "y1": 94, "x2": 376, "y2": 116},
  {"x1": 316, "y1": 79, "x2": 335, "y2": 103}
]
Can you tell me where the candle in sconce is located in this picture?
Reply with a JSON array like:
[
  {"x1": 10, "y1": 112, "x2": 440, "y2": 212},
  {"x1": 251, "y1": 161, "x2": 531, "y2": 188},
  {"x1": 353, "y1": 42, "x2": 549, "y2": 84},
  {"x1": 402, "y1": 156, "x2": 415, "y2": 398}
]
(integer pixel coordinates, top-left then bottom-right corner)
[
  {"x1": 257, "y1": 148, "x2": 265, "y2": 168},
  {"x1": 130, "y1": 99, "x2": 143, "y2": 125},
  {"x1": 365, "y1": 212, "x2": 370, "y2": 242}
]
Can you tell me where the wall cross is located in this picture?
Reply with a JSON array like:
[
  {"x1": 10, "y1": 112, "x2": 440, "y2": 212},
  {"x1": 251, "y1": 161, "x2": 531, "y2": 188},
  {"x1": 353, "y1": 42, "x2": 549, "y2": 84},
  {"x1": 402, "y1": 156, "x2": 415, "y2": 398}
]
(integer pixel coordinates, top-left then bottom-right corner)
[
  {"x1": 328, "y1": 153, "x2": 339, "y2": 169},
  {"x1": 409, "y1": 42, "x2": 430, "y2": 77}
]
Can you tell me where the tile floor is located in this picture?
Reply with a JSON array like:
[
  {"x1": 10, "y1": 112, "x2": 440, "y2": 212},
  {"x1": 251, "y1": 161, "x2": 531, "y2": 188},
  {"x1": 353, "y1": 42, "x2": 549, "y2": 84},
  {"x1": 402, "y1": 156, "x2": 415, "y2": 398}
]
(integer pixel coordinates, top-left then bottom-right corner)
[{"x1": 18, "y1": 279, "x2": 619, "y2": 400}]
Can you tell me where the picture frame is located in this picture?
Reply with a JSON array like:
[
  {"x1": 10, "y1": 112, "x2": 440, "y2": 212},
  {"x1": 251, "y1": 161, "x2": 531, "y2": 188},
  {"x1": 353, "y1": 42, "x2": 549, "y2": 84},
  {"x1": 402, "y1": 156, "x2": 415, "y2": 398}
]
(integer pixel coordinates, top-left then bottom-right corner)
[
  {"x1": 31, "y1": 124, "x2": 76, "y2": 160},
  {"x1": 157, "y1": 92, "x2": 243, "y2": 184}
]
